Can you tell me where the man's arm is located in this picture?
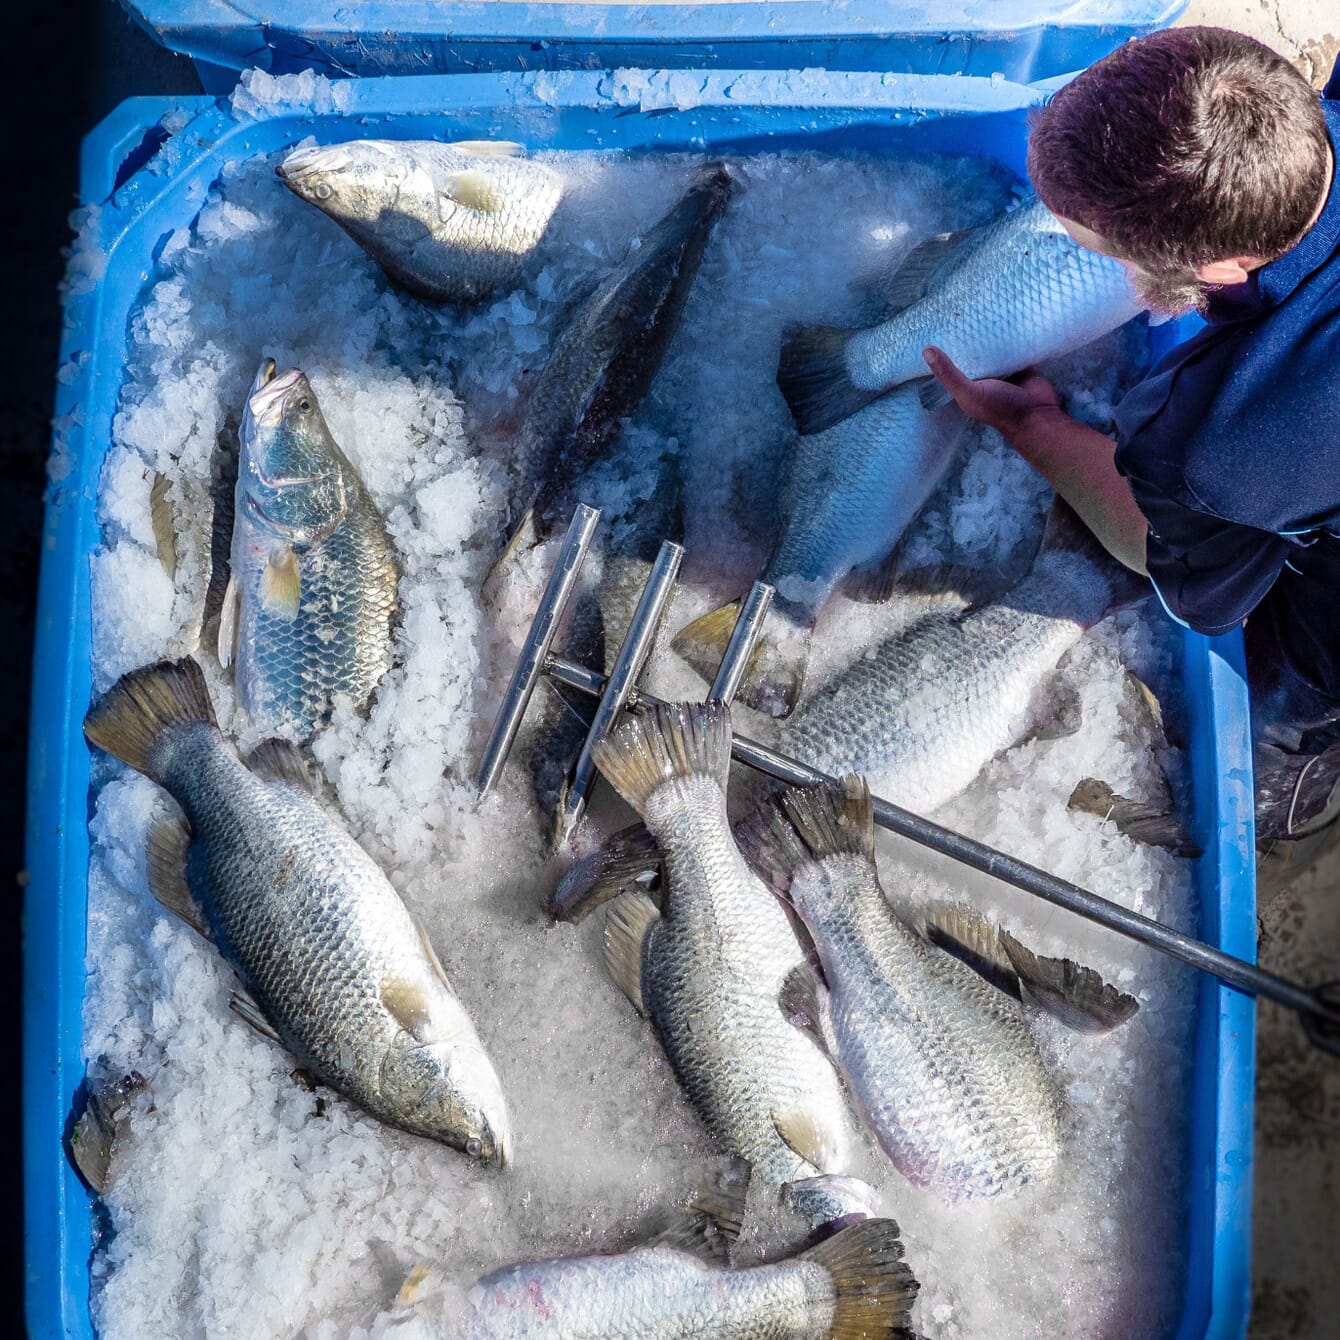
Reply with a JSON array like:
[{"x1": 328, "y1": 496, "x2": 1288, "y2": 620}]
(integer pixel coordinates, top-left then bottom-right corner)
[{"x1": 923, "y1": 346, "x2": 1149, "y2": 575}]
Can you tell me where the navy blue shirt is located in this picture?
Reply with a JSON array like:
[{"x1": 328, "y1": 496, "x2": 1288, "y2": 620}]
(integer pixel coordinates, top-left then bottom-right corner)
[{"x1": 1114, "y1": 90, "x2": 1340, "y2": 701}]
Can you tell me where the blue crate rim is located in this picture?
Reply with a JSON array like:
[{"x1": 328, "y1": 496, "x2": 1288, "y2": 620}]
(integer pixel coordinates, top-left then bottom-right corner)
[{"x1": 26, "y1": 69, "x2": 1252, "y2": 1340}]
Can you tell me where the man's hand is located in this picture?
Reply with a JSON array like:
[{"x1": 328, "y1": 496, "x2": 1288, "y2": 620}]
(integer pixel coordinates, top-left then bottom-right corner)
[{"x1": 922, "y1": 346, "x2": 1064, "y2": 442}]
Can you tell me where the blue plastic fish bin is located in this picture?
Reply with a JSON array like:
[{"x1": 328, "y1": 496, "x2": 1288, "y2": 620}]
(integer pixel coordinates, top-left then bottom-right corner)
[
  {"x1": 24, "y1": 66, "x2": 1254, "y2": 1340},
  {"x1": 121, "y1": 0, "x2": 1188, "y2": 92}
]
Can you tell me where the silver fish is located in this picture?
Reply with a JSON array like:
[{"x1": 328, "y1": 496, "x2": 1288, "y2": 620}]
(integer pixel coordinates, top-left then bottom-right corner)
[
  {"x1": 743, "y1": 779, "x2": 1064, "y2": 1201},
  {"x1": 422, "y1": 1216, "x2": 918, "y2": 1339},
  {"x1": 278, "y1": 139, "x2": 562, "y2": 305},
  {"x1": 673, "y1": 387, "x2": 966, "y2": 717},
  {"x1": 493, "y1": 164, "x2": 734, "y2": 580},
  {"x1": 83, "y1": 658, "x2": 510, "y2": 1163},
  {"x1": 220, "y1": 360, "x2": 399, "y2": 738},
  {"x1": 782, "y1": 501, "x2": 1140, "y2": 816},
  {"x1": 778, "y1": 196, "x2": 1144, "y2": 434},
  {"x1": 589, "y1": 702, "x2": 853, "y2": 1201}
]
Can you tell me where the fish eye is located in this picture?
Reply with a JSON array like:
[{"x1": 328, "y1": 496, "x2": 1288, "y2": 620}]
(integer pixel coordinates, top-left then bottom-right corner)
[
  {"x1": 314, "y1": 182, "x2": 333, "y2": 201},
  {"x1": 466, "y1": 1138, "x2": 483, "y2": 1157},
  {"x1": 299, "y1": 399, "x2": 311, "y2": 412}
]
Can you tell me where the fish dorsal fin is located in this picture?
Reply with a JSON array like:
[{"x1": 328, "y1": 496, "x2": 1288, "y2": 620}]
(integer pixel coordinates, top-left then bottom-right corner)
[
  {"x1": 602, "y1": 890, "x2": 662, "y2": 1015},
  {"x1": 381, "y1": 977, "x2": 435, "y2": 1042},
  {"x1": 417, "y1": 924, "x2": 454, "y2": 994},
  {"x1": 921, "y1": 902, "x2": 1021, "y2": 1001},
  {"x1": 217, "y1": 574, "x2": 239, "y2": 670},
  {"x1": 150, "y1": 471, "x2": 177, "y2": 580},
  {"x1": 145, "y1": 818, "x2": 209, "y2": 939},
  {"x1": 882, "y1": 227, "x2": 978, "y2": 311},
  {"x1": 547, "y1": 822, "x2": 662, "y2": 923},
  {"x1": 260, "y1": 547, "x2": 302, "y2": 619},
  {"x1": 651, "y1": 1157, "x2": 752, "y2": 1262},
  {"x1": 841, "y1": 546, "x2": 903, "y2": 604},
  {"x1": 444, "y1": 139, "x2": 524, "y2": 157},
  {"x1": 444, "y1": 170, "x2": 503, "y2": 215},
  {"x1": 998, "y1": 929, "x2": 1141, "y2": 1034},
  {"x1": 1067, "y1": 777, "x2": 1200, "y2": 858},
  {"x1": 229, "y1": 989, "x2": 282, "y2": 1044},
  {"x1": 771, "y1": 1103, "x2": 834, "y2": 1171},
  {"x1": 245, "y1": 738, "x2": 320, "y2": 794}
]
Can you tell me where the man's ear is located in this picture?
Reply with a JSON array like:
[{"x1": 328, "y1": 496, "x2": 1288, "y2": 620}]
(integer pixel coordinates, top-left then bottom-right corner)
[{"x1": 1194, "y1": 257, "x2": 1262, "y2": 285}]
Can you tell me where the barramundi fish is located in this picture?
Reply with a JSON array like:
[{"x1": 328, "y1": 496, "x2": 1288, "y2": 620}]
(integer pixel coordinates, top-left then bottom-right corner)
[
  {"x1": 84, "y1": 657, "x2": 511, "y2": 1163},
  {"x1": 589, "y1": 701, "x2": 854, "y2": 1206},
  {"x1": 781, "y1": 501, "x2": 1145, "y2": 816},
  {"x1": 673, "y1": 385, "x2": 966, "y2": 717},
  {"x1": 220, "y1": 360, "x2": 399, "y2": 739},
  {"x1": 278, "y1": 139, "x2": 562, "y2": 305},
  {"x1": 490, "y1": 164, "x2": 735, "y2": 584},
  {"x1": 777, "y1": 196, "x2": 1144, "y2": 434},
  {"x1": 742, "y1": 779, "x2": 1139, "y2": 1201}
]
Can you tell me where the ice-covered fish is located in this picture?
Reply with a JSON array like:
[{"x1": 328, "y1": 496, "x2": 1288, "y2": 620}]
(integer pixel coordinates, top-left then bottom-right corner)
[
  {"x1": 220, "y1": 360, "x2": 399, "y2": 738},
  {"x1": 778, "y1": 196, "x2": 1144, "y2": 434},
  {"x1": 402, "y1": 1182, "x2": 919, "y2": 1339},
  {"x1": 743, "y1": 779, "x2": 1068, "y2": 1201},
  {"x1": 277, "y1": 139, "x2": 562, "y2": 305},
  {"x1": 589, "y1": 702, "x2": 854, "y2": 1202},
  {"x1": 84, "y1": 658, "x2": 510, "y2": 1163},
  {"x1": 493, "y1": 164, "x2": 735, "y2": 580},
  {"x1": 781, "y1": 501, "x2": 1144, "y2": 815},
  {"x1": 673, "y1": 386, "x2": 966, "y2": 716}
]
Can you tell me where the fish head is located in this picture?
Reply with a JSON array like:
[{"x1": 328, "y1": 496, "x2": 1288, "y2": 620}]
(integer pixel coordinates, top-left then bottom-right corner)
[
  {"x1": 238, "y1": 360, "x2": 349, "y2": 543},
  {"x1": 380, "y1": 1033, "x2": 512, "y2": 1168},
  {"x1": 277, "y1": 140, "x2": 410, "y2": 226}
]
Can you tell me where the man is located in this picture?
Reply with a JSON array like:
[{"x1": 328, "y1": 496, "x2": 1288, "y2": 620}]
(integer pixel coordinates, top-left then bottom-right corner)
[{"x1": 924, "y1": 28, "x2": 1340, "y2": 890}]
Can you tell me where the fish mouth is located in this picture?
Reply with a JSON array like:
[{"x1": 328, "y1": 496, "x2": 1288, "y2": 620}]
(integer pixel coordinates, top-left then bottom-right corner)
[
  {"x1": 276, "y1": 145, "x2": 348, "y2": 183},
  {"x1": 247, "y1": 368, "x2": 304, "y2": 429}
]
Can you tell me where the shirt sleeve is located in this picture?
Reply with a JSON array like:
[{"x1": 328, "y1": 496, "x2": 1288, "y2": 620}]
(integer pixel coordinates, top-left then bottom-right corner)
[{"x1": 1131, "y1": 480, "x2": 1292, "y2": 636}]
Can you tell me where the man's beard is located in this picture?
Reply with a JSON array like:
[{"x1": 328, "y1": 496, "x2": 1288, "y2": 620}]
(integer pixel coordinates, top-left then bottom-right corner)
[{"x1": 1130, "y1": 264, "x2": 1209, "y2": 317}]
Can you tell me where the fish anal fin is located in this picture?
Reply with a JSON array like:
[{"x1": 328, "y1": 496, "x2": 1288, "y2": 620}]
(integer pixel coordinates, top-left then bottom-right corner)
[
  {"x1": 547, "y1": 821, "x2": 662, "y2": 923},
  {"x1": 150, "y1": 471, "x2": 177, "y2": 580},
  {"x1": 999, "y1": 930, "x2": 1141, "y2": 1034},
  {"x1": 145, "y1": 817, "x2": 208, "y2": 939},
  {"x1": 260, "y1": 547, "x2": 302, "y2": 619},
  {"x1": 229, "y1": 989, "x2": 282, "y2": 1045},
  {"x1": 602, "y1": 890, "x2": 661, "y2": 1015}
]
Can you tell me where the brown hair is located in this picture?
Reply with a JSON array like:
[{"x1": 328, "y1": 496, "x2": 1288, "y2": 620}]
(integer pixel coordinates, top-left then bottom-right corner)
[{"x1": 1028, "y1": 27, "x2": 1330, "y2": 271}]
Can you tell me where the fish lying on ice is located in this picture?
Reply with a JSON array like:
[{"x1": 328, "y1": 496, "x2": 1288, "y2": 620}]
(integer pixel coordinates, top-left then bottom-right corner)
[
  {"x1": 220, "y1": 359, "x2": 399, "y2": 738},
  {"x1": 84, "y1": 657, "x2": 511, "y2": 1163},
  {"x1": 742, "y1": 778, "x2": 1139, "y2": 1201},
  {"x1": 490, "y1": 164, "x2": 735, "y2": 584},
  {"x1": 673, "y1": 385, "x2": 967, "y2": 717},
  {"x1": 588, "y1": 701, "x2": 854, "y2": 1207},
  {"x1": 781, "y1": 500, "x2": 1147, "y2": 815},
  {"x1": 777, "y1": 196, "x2": 1145, "y2": 434},
  {"x1": 277, "y1": 139, "x2": 563, "y2": 305}
]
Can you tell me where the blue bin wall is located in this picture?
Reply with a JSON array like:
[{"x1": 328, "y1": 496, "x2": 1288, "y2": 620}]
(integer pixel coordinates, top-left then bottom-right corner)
[
  {"x1": 25, "y1": 67, "x2": 1252, "y2": 1339},
  {"x1": 122, "y1": 0, "x2": 1188, "y2": 91}
]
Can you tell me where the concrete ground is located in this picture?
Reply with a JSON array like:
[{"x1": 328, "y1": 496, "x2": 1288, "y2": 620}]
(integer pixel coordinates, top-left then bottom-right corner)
[{"x1": 1177, "y1": 5, "x2": 1340, "y2": 1338}]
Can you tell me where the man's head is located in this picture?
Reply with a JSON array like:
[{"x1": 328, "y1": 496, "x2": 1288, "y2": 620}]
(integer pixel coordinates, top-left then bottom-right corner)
[{"x1": 1028, "y1": 26, "x2": 1331, "y2": 314}]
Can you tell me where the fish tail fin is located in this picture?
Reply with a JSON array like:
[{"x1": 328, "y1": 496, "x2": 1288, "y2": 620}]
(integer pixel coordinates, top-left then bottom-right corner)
[
  {"x1": 671, "y1": 601, "x2": 813, "y2": 718},
  {"x1": 652, "y1": 1157, "x2": 752, "y2": 1262},
  {"x1": 83, "y1": 657, "x2": 216, "y2": 783},
  {"x1": 738, "y1": 778, "x2": 873, "y2": 898},
  {"x1": 591, "y1": 701, "x2": 732, "y2": 816},
  {"x1": 802, "y1": 1217, "x2": 920, "y2": 1338},
  {"x1": 777, "y1": 325, "x2": 881, "y2": 435}
]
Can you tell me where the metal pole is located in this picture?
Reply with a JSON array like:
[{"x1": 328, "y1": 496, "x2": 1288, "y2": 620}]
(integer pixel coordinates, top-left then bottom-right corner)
[
  {"x1": 475, "y1": 506, "x2": 601, "y2": 795},
  {"x1": 556, "y1": 541, "x2": 684, "y2": 842},
  {"x1": 708, "y1": 582, "x2": 775, "y2": 704},
  {"x1": 542, "y1": 652, "x2": 1340, "y2": 1038}
]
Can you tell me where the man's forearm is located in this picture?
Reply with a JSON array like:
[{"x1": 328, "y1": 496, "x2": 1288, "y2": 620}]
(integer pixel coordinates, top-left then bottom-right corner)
[{"x1": 1008, "y1": 408, "x2": 1150, "y2": 576}]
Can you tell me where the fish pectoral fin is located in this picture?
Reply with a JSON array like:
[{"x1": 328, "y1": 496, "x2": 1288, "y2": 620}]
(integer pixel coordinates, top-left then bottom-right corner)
[
  {"x1": 998, "y1": 930, "x2": 1141, "y2": 1034},
  {"x1": 881, "y1": 225, "x2": 977, "y2": 310},
  {"x1": 145, "y1": 818, "x2": 209, "y2": 939},
  {"x1": 150, "y1": 471, "x2": 177, "y2": 580},
  {"x1": 778, "y1": 963, "x2": 835, "y2": 1056},
  {"x1": 547, "y1": 822, "x2": 662, "y2": 923},
  {"x1": 380, "y1": 977, "x2": 436, "y2": 1042},
  {"x1": 217, "y1": 574, "x2": 239, "y2": 669},
  {"x1": 651, "y1": 1157, "x2": 752, "y2": 1263},
  {"x1": 443, "y1": 140, "x2": 524, "y2": 157},
  {"x1": 1067, "y1": 777, "x2": 1200, "y2": 858},
  {"x1": 260, "y1": 547, "x2": 302, "y2": 620},
  {"x1": 228, "y1": 990, "x2": 283, "y2": 1045},
  {"x1": 444, "y1": 170, "x2": 504, "y2": 215},
  {"x1": 912, "y1": 374, "x2": 955, "y2": 412},
  {"x1": 416, "y1": 924, "x2": 455, "y2": 995},
  {"x1": 921, "y1": 901, "x2": 1021, "y2": 1001},
  {"x1": 244, "y1": 738, "x2": 321, "y2": 795},
  {"x1": 771, "y1": 1103, "x2": 835, "y2": 1171},
  {"x1": 841, "y1": 547, "x2": 903, "y2": 605},
  {"x1": 602, "y1": 890, "x2": 662, "y2": 1015}
]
